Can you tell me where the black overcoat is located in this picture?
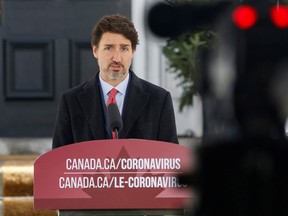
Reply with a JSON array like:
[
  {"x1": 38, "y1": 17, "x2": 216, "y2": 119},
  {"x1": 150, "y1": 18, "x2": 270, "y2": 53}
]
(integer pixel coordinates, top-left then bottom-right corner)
[{"x1": 52, "y1": 71, "x2": 178, "y2": 149}]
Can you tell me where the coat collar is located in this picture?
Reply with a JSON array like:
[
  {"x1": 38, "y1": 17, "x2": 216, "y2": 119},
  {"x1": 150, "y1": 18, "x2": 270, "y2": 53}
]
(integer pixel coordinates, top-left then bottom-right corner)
[
  {"x1": 120, "y1": 71, "x2": 150, "y2": 138},
  {"x1": 77, "y1": 74, "x2": 106, "y2": 139}
]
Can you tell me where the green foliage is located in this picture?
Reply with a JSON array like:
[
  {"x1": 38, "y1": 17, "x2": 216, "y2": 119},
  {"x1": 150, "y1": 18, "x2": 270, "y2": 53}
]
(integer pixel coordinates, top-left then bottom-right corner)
[
  {"x1": 163, "y1": 0, "x2": 217, "y2": 111},
  {"x1": 163, "y1": 31, "x2": 216, "y2": 111},
  {"x1": 163, "y1": 0, "x2": 288, "y2": 111}
]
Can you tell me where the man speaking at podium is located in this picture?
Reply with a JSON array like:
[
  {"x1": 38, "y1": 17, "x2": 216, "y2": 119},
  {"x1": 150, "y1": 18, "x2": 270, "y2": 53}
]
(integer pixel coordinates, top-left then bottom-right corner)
[{"x1": 52, "y1": 14, "x2": 178, "y2": 149}]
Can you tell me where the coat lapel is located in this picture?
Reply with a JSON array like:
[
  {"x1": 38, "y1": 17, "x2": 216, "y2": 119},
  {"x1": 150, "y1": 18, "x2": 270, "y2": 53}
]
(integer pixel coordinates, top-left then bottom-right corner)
[
  {"x1": 77, "y1": 74, "x2": 106, "y2": 140},
  {"x1": 75, "y1": 71, "x2": 149, "y2": 140},
  {"x1": 120, "y1": 72, "x2": 150, "y2": 138}
]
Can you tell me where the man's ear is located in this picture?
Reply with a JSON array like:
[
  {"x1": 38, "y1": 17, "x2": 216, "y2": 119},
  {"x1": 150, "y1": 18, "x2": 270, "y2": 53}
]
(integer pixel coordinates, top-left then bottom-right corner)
[{"x1": 92, "y1": 45, "x2": 98, "y2": 58}]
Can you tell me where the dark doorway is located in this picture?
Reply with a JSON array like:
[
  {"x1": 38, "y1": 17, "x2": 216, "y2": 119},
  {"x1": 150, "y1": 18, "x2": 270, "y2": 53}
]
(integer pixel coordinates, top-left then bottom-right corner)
[{"x1": 0, "y1": 0, "x2": 131, "y2": 137}]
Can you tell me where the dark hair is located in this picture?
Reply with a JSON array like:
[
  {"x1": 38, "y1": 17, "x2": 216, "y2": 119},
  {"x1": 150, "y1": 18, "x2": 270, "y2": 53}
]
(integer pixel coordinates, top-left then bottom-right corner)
[{"x1": 91, "y1": 14, "x2": 139, "y2": 51}]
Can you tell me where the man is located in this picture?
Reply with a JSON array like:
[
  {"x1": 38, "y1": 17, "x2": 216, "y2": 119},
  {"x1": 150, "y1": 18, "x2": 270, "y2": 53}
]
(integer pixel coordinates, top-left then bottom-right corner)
[{"x1": 52, "y1": 14, "x2": 178, "y2": 149}]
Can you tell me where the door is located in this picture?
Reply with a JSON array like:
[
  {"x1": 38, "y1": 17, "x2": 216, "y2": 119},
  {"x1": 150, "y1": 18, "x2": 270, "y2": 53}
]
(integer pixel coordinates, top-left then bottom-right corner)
[{"x1": 0, "y1": 0, "x2": 131, "y2": 137}]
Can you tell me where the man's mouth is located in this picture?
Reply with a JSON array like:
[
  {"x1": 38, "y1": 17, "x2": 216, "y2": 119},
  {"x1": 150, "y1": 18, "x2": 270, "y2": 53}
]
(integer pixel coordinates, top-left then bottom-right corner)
[
  {"x1": 111, "y1": 65, "x2": 121, "y2": 69},
  {"x1": 110, "y1": 62, "x2": 123, "y2": 67},
  {"x1": 109, "y1": 63, "x2": 124, "y2": 72}
]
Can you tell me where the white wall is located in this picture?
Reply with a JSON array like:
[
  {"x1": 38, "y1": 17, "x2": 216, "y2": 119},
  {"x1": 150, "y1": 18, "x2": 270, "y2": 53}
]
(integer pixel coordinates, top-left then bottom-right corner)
[{"x1": 131, "y1": 0, "x2": 203, "y2": 138}]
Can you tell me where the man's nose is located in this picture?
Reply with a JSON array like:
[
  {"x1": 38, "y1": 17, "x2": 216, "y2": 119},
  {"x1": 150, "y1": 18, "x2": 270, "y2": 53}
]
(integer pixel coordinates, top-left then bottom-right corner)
[{"x1": 112, "y1": 51, "x2": 121, "y2": 62}]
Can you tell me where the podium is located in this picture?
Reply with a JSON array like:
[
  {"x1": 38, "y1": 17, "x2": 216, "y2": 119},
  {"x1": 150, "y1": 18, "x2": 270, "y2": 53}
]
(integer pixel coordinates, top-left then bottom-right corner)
[{"x1": 34, "y1": 139, "x2": 193, "y2": 215}]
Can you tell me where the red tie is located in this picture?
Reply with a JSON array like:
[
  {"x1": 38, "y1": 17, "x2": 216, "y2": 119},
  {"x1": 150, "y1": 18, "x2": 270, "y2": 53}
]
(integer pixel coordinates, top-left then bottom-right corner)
[
  {"x1": 107, "y1": 88, "x2": 118, "y2": 139},
  {"x1": 107, "y1": 88, "x2": 118, "y2": 106}
]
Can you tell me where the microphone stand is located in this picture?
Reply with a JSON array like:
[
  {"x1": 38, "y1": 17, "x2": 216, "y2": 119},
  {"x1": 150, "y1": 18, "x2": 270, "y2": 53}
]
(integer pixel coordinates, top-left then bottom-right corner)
[{"x1": 114, "y1": 128, "x2": 119, "y2": 139}]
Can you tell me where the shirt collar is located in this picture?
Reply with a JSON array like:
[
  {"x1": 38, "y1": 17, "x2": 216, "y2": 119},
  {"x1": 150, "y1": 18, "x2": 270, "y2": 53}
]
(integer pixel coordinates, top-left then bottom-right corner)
[{"x1": 99, "y1": 73, "x2": 130, "y2": 96}]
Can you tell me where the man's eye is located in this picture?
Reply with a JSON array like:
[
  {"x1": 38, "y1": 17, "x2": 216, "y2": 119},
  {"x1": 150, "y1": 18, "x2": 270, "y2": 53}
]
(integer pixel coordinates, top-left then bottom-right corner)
[
  {"x1": 105, "y1": 47, "x2": 112, "y2": 51},
  {"x1": 121, "y1": 47, "x2": 129, "y2": 51}
]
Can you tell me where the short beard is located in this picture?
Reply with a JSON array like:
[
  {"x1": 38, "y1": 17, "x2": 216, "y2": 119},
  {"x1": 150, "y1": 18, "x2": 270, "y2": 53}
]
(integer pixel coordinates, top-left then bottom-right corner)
[
  {"x1": 105, "y1": 69, "x2": 127, "y2": 80},
  {"x1": 104, "y1": 62, "x2": 127, "y2": 80}
]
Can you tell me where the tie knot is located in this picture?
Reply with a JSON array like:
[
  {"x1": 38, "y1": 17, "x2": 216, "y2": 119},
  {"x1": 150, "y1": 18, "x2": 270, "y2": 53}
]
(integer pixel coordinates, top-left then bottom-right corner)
[
  {"x1": 109, "y1": 88, "x2": 118, "y2": 98},
  {"x1": 107, "y1": 88, "x2": 118, "y2": 106}
]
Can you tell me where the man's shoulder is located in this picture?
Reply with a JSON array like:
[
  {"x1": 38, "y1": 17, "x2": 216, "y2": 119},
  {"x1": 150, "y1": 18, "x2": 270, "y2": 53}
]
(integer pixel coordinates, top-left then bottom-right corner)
[
  {"x1": 138, "y1": 78, "x2": 169, "y2": 96},
  {"x1": 130, "y1": 71, "x2": 169, "y2": 95},
  {"x1": 60, "y1": 82, "x2": 86, "y2": 98},
  {"x1": 61, "y1": 75, "x2": 97, "y2": 96}
]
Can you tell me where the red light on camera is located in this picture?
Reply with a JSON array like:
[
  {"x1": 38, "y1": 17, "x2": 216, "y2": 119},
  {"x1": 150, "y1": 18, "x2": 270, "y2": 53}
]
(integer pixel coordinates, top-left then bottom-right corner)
[
  {"x1": 270, "y1": 6, "x2": 288, "y2": 28},
  {"x1": 232, "y1": 5, "x2": 258, "y2": 29}
]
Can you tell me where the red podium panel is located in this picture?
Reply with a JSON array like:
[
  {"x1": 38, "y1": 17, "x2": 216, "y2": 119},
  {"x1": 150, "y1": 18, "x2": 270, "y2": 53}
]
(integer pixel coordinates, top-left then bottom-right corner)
[{"x1": 34, "y1": 139, "x2": 193, "y2": 210}]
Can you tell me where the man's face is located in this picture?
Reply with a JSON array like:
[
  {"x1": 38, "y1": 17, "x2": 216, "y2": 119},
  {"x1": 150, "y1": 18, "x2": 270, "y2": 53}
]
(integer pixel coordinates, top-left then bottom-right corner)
[{"x1": 93, "y1": 32, "x2": 134, "y2": 85}]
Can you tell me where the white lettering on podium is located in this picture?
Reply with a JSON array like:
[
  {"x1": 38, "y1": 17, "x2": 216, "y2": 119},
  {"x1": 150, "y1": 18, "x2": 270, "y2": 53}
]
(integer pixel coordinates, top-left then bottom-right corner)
[
  {"x1": 60, "y1": 157, "x2": 187, "y2": 189},
  {"x1": 66, "y1": 158, "x2": 119, "y2": 170},
  {"x1": 59, "y1": 176, "x2": 126, "y2": 189},
  {"x1": 127, "y1": 176, "x2": 181, "y2": 188},
  {"x1": 121, "y1": 158, "x2": 181, "y2": 170},
  {"x1": 59, "y1": 177, "x2": 96, "y2": 189},
  {"x1": 65, "y1": 158, "x2": 181, "y2": 171},
  {"x1": 59, "y1": 176, "x2": 185, "y2": 189}
]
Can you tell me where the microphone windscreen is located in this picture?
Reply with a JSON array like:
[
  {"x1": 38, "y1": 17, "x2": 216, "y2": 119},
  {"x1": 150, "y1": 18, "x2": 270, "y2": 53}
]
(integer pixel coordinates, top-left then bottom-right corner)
[{"x1": 107, "y1": 103, "x2": 123, "y2": 132}]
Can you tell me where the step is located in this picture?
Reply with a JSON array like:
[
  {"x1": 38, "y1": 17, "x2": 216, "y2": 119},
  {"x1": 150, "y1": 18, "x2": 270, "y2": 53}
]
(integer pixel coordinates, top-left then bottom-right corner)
[
  {"x1": 0, "y1": 155, "x2": 36, "y2": 197},
  {"x1": 0, "y1": 197, "x2": 57, "y2": 216},
  {"x1": 0, "y1": 155, "x2": 57, "y2": 216}
]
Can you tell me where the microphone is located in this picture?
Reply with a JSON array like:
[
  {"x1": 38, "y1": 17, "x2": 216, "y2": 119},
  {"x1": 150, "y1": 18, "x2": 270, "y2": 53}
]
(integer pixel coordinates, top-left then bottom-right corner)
[{"x1": 107, "y1": 103, "x2": 123, "y2": 139}]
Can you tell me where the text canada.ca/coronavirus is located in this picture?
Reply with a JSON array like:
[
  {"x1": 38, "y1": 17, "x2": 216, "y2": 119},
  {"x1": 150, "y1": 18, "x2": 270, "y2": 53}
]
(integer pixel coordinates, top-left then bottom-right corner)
[{"x1": 65, "y1": 158, "x2": 182, "y2": 170}]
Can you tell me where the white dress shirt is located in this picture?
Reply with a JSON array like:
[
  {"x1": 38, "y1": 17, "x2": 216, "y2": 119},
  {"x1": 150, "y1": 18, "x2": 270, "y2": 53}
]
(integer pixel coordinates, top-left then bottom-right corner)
[{"x1": 99, "y1": 73, "x2": 130, "y2": 115}]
